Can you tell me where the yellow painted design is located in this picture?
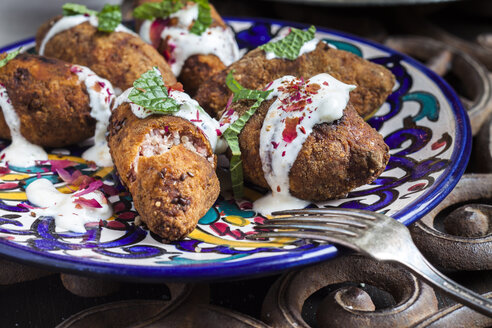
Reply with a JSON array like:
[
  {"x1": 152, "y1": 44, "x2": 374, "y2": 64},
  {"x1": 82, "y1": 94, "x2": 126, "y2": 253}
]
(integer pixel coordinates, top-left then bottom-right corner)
[
  {"x1": 188, "y1": 229, "x2": 293, "y2": 248},
  {"x1": 223, "y1": 215, "x2": 249, "y2": 227},
  {"x1": 47, "y1": 154, "x2": 87, "y2": 164},
  {"x1": 1, "y1": 173, "x2": 31, "y2": 181}
]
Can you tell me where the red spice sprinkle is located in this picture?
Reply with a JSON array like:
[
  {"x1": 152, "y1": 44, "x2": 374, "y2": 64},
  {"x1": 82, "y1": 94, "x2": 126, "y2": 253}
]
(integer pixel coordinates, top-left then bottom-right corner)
[
  {"x1": 307, "y1": 98, "x2": 312, "y2": 104},
  {"x1": 263, "y1": 81, "x2": 273, "y2": 91},
  {"x1": 306, "y1": 83, "x2": 320, "y2": 94},
  {"x1": 323, "y1": 81, "x2": 329, "y2": 86},
  {"x1": 271, "y1": 141, "x2": 279, "y2": 149},
  {"x1": 282, "y1": 151, "x2": 286, "y2": 157},
  {"x1": 0, "y1": 153, "x2": 5, "y2": 160},
  {"x1": 299, "y1": 126, "x2": 306, "y2": 134},
  {"x1": 70, "y1": 66, "x2": 82, "y2": 74},
  {"x1": 98, "y1": 81, "x2": 106, "y2": 88},
  {"x1": 277, "y1": 186, "x2": 281, "y2": 192},
  {"x1": 190, "y1": 111, "x2": 202, "y2": 123},
  {"x1": 216, "y1": 129, "x2": 222, "y2": 136},
  {"x1": 282, "y1": 117, "x2": 300, "y2": 143}
]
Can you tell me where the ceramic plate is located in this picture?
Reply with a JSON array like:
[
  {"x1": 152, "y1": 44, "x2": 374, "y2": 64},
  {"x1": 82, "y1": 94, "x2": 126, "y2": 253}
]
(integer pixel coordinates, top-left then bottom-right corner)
[{"x1": 0, "y1": 18, "x2": 470, "y2": 282}]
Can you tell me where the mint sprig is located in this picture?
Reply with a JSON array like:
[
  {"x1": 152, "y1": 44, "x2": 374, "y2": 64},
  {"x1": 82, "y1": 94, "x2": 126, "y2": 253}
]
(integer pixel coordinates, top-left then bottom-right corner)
[
  {"x1": 97, "y1": 4, "x2": 122, "y2": 33},
  {"x1": 133, "y1": 0, "x2": 185, "y2": 20},
  {"x1": 0, "y1": 48, "x2": 21, "y2": 69},
  {"x1": 133, "y1": 0, "x2": 212, "y2": 36},
  {"x1": 259, "y1": 25, "x2": 316, "y2": 60},
  {"x1": 128, "y1": 68, "x2": 181, "y2": 113},
  {"x1": 62, "y1": 3, "x2": 97, "y2": 16},
  {"x1": 223, "y1": 71, "x2": 272, "y2": 199},
  {"x1": 189, "y1": 0, "x2": 212, "y2": 35},
  {"x1": 62, "y1": 3, "x2": 122, "y2": 33}
]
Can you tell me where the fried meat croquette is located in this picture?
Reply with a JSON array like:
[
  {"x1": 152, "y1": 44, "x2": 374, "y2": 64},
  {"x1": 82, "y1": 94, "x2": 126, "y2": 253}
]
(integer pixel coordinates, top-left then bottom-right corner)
[
  {"x1": 134, "y1": 0, "x2": 238, "y2": 96},
  {"x1": 235, "y1": 98, "x2": 389, "y2": 200},
  {"x1": 195, "y1": 41, "x2": 395, "y2": 119},
  {"x1": 108, "y1": 103, "x2": 219, "y2": 240},
  {"x1": 0, "y1": 53, "x2": 95, "y2": 147},
  {"x1": 36, "y1": 16, "x2": 176, "y2": 91}
]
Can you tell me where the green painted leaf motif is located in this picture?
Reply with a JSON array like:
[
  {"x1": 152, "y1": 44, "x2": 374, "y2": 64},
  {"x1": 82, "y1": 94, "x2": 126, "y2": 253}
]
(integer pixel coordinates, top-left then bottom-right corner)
[
  {"x1": 128, "y1": 69, "x2": 181, "y2": 113},
  {"x1": 97, "y1": 4, "x2": 122, "y2": 32},
  {"x1": 189, "y1": 0, "x2": 212, "y2": 35},
  {"x1": 259, "y1": 25, "x2": 316, "y2": 60},
  {"x1": 62, "y1": 3, "x2": 97, "y2": 16},
  {"x1": 403, "y1": 92, "x2": 440, "y2": 122},
  {"x1": 0, "y1": 48, "x2": 21, "y2": 69},
  {"x1": 133, "y1": 0, "x2": 185, "y2": 20},
  {"x1": 322, "y1": 39, "x2": 363, "y2": 57}
]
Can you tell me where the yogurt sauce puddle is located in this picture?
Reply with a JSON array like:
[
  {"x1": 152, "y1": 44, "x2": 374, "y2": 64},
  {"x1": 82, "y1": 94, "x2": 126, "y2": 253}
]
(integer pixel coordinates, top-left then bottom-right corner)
[
  {"x1": 71, "y1": 65, "x2": 115, "y2": 167},
  {"x1": 39, "y1": 15, "x2": 137, "y2": 55},
  {"x1": 26, "y1": 178, "x2": 112, "y2": 233},
  {"x1": 114, "y1": 87, "x2": 221, "y2": 152},
  {"x1": 139, "y1": 3, "x2": 241, "y2": 76},
  {"x1": 0, "y1": 84, "x2": 48, "y2": 167},
  {"x1": 253, "y1": 73, "x2": 355, "y2": 215}
]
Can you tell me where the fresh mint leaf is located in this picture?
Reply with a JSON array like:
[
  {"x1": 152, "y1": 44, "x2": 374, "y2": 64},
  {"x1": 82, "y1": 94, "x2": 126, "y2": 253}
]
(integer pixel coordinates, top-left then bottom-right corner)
[
  {"x1": 0, "y1": 48, "x2": 22, "y2": 69},
  {"x1": 128, "y1": 68, "x2": 181, "y2": 113},
  {"x1": 189, "y1": 0, "x2": 212, "y2": 35},
  {"x1": 97, "y1": 4, "x2": 122, "y2": 32},
  {"x1": 259, "y1": 25, "x2": 316, "y2": 60},
  {"x1": 225, "y1": 71, "x2": 272, "y2": 102},
  {"x1": 223, "y1": 71, "x2": 272, "y2": 199},
  {"x1": 133, "y1": 0, "x2": 185, "y2": 20},
  {"x1": 62, "y1": 3, "x2": 97, "y2": 16}
]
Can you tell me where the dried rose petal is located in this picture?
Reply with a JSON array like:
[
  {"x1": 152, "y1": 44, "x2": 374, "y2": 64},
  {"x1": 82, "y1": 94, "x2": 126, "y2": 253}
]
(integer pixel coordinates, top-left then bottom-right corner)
[
  {"x1": 73, "y1": 197, "x2": 102, "y2": 209},
  {"x1": 282, "y1": 117, "x2": 300, "y2": 143}
]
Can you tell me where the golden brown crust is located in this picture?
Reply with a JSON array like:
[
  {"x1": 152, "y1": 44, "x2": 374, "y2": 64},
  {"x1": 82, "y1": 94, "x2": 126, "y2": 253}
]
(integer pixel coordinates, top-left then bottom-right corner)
[
  {"x1": 236, "y1": 99, "x2": 389, "y2": 201},
  {"x1": 133, "y1": 148, "x2": 219, "y2": 240},
  {"x1": 178, "y1": 54, "x2": 226, "y2": 96},
  {"x1": 195, "y1": 41, "x2": 395, "y2": 119},
  {"x1": 0, "y1": 53, "x2": 95, "y2": 147},
  {"x1": 36, "y1": 16, "x2": 176, "y2": 91},
  {"x1": 108, "y1": 103, "x2": 219, "y2": 240}
]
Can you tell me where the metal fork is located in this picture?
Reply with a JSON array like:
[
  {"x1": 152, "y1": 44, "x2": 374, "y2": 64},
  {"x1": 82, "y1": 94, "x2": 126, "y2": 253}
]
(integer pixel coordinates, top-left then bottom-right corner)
[{"x1": 247, "y1": 208, "x2": 492, "y2": 317}]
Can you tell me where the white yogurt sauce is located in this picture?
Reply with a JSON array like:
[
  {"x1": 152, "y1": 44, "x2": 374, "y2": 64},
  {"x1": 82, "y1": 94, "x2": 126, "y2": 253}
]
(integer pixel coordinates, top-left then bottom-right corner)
[
  {"x1": 253, "y1": 73, "x2": 356, "y2": 215},
  {"x1": 0, "y1": 84, "x2": 48, "y2": 167},
  {"x1": 71, "y1": 65, "x2": 115, "y2": 167},
  {"x1": 39, "y1": 14, "x2": 137, "y2": 55},
  {"x1": 114, "y1": 87, "x2": 221, "y2": 152},
  {"x1": 139, "y1": 3, "x2": 241, "y2": 76},
  {"x1": 26, "y1": 178, "x2": 112, "y2": 233}
]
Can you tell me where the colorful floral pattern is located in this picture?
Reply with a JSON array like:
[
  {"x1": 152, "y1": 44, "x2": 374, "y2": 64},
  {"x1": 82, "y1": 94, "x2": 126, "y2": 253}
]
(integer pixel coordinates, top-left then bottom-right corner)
[{"x1": 0, "y1": 19, "x2": 469, "y2": 280}]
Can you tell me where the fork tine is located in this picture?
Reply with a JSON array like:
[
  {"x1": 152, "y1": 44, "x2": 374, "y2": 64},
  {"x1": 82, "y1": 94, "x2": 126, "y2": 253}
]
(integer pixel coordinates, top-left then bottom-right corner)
[
  {"x1": 246, "y1": 231, "x2": 361, "y2": 251},
  {"x1": 266, "y1": 215, "x2": 369, "y2": 228},
  {"x1": 272, "y1": 208, "x2": 378, "y2": 221},
  {"x1": 255, "y1": 223, "x2": 359, "y2": 237}
]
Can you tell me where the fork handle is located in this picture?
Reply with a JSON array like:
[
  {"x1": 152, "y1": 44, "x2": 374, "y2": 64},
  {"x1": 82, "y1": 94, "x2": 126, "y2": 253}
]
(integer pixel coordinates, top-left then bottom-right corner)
[{"x1": 399, "y1": 250, "x2": 492, "y2": 317}]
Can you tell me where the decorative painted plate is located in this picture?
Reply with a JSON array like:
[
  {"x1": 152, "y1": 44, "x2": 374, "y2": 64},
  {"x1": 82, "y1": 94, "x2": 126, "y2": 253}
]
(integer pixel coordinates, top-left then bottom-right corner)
[{"x1": 0, "y1": 18, "x2": 470, "y2": 282}]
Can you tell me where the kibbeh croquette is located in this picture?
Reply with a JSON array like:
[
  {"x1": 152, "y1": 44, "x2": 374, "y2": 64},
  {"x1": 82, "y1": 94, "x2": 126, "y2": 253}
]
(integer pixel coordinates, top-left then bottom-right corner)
[
  {"x1": 195, "y1": 41, "x2": 395, "y2": 119},
  {"x1": 36, "y1": 16, "x2": 176, "y2": 92},
  {"x1": 0, "y1": 53, "x2": 97, "y2": 147},
  {"x1": 108, "y1": 103, "x2": 219, "y2": 240},
  {"x1": 234, "y1": 97, "x2": 390, "y2": 200},
  {"x1": 134, "y1": 0, "x2": 237, "y2": 96}
]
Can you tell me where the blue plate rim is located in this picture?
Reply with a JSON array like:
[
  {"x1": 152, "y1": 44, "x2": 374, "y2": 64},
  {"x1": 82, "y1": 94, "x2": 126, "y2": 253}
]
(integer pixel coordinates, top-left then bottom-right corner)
[{"x1": 0, "y1": 17, "x2": 471, "y2": 282}]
